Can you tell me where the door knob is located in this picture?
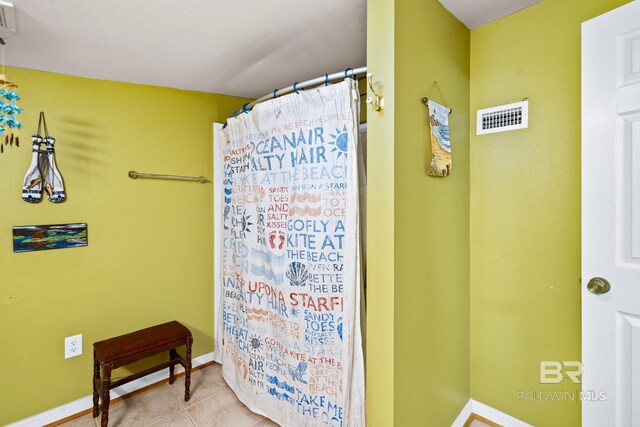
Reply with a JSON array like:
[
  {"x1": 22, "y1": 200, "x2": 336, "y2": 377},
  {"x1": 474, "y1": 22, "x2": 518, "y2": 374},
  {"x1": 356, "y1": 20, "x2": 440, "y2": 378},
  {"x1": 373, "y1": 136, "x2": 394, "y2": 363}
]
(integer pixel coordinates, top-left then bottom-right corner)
[{"x1": 587, "y1": 277, "x2": 611, "y2": 295}]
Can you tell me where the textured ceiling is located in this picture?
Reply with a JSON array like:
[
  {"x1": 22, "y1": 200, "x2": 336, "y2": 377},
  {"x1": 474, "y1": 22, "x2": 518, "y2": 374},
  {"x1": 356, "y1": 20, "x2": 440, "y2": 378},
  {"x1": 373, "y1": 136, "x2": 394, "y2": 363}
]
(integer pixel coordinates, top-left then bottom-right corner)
[
  {"x1": 2, "y1": 1, "x2": 545, "y2": 97},
  {"x1": 438, "y1": 0, "x2": 543, "y2": 29},
  {"x1": 3, "y1": 0, "x2": 366, "y2": 98}
]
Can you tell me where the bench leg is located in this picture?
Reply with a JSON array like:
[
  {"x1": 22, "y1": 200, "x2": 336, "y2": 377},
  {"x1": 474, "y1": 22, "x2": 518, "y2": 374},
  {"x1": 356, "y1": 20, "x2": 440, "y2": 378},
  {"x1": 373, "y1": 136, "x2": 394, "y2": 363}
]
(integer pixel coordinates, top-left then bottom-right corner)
[
  {"x1": 92, "y1": 351, "x2": 100, "y2": 418},
  {"x1": 169, "y1": 349, "x2": 177, "y2": 384},
  {"x1": 185, "y1": 336, "x2": 192, "y2": 402},
  {"x1": 100, "y1": 363, "x2": 112, "y2": 427}
]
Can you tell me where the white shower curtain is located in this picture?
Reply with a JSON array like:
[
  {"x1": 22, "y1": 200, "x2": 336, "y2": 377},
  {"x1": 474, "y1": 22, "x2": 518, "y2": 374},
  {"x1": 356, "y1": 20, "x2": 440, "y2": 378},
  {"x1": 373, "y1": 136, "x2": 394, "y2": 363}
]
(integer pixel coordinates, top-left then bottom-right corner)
[{"x1": 214, "y1": 79, "x2": 365, "y2": 427}]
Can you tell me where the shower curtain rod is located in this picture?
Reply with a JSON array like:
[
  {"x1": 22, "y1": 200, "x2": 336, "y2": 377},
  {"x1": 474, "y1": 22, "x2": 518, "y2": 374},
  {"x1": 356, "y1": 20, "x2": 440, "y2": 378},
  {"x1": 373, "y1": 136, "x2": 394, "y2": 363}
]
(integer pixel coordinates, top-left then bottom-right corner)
[{"x1": 234, "y1": 66, "x2": 367, "y2": 115}]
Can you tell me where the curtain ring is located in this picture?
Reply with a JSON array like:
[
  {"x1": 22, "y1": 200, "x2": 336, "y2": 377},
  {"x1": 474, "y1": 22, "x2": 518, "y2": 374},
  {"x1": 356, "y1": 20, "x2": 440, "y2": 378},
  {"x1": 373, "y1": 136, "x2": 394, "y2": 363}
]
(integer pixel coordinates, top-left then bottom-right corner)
[
  {"x1": 324, "y1": 73, "x2": 329, "y2": 86},
  {"x1": 344, "y1": 68, "x2": 353, "y2": 79},
  {"x1": 273, "y1": 89, "x2": 278, "y2": 98},
  {"x1": 294, "y1": 82, "x2": 300, "y2": 94},
  {"x1": 242, "y1": 103, "x2": 250, "y2": 114}
]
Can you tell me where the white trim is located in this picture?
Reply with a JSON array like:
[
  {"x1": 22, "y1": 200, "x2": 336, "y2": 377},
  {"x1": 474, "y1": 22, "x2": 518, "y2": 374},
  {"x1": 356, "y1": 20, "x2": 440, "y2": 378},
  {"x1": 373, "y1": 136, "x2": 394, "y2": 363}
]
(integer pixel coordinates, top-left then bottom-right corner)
[
  {"x1": 7, "y1": 352, "x2": 215, "y2": 427},
  {"x1": 451, "y1": 399, "x2": 533, "y2": 427},
  {"x1": 451, "y1": 399, "x2": 473, "y2": 427},
  {"x1": 470, "y1": 400, "x2": 533, "y2": 427},
  {"x1": 212, "y1": 122, "x2": 224, "y2": 365}
]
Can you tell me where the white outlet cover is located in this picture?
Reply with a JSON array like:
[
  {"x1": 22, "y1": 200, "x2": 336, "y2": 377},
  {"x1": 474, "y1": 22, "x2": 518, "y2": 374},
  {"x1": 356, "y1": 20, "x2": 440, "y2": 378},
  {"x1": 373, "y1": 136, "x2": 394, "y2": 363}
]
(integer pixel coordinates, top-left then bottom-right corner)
[{"x1": 64, "y1": 334, "x2": 83, "y2": 359}]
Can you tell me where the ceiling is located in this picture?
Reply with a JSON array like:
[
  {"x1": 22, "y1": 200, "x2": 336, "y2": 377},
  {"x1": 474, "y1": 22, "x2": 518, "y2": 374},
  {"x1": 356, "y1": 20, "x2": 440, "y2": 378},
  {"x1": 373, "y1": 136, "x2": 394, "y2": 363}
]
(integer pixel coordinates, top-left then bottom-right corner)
[
  {"x1": 3, "y1": 0, "x2": 366, "y2": 98},
  {"x1": 2, "y1": 1, "x2": 542, "y2": 99},
  {"x1": 438, "y1": 0, "x2": 543, "y2": 29}
]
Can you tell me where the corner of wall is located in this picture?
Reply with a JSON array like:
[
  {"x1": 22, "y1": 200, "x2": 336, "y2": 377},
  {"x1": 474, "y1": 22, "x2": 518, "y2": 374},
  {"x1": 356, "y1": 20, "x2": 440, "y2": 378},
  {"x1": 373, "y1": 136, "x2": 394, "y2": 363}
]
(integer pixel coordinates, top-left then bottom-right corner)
[
  {"x1": 366, "y1": 0, "x2": 396, "y2": 425},
  {"x1": 392, "y1": 0, "x2": 470, "y2": 425}
]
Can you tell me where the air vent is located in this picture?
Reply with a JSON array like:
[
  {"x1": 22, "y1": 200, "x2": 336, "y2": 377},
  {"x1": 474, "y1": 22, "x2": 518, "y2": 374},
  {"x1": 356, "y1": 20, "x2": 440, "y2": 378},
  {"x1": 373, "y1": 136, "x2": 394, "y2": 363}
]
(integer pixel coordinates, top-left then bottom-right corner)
[
  {"x1": 476, "y1": 100, "x2": 528, "y2": 135},
  {"x1": 0, "y1": 1, "x2": 16, "y2": 35}
]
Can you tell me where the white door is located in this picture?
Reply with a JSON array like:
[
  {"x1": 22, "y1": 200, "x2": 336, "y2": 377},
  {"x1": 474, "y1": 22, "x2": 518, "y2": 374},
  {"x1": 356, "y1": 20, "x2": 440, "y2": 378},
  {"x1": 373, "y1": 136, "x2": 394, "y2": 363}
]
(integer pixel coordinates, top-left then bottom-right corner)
[{"x1": 583, "y1": 1, "x2": 640, "y2": 426}]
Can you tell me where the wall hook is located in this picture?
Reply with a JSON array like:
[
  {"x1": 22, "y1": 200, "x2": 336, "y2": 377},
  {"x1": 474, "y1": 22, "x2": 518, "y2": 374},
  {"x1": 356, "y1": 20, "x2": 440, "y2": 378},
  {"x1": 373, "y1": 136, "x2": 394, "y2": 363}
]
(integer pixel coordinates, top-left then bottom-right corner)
[{"x1": 365, "y1": 73, "x2": 384, "y2": 111}]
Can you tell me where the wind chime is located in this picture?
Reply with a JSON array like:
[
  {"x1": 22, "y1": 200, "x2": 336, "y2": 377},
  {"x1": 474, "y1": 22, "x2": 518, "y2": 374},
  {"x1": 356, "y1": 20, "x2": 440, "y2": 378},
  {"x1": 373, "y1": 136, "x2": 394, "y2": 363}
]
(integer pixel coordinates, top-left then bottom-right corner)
[
  {"x1": 22, "y1": 111, "x2": 65, "y2": 203},
  {"x1": 0, "y1": 38, "x2": 21, "y2": 154}
]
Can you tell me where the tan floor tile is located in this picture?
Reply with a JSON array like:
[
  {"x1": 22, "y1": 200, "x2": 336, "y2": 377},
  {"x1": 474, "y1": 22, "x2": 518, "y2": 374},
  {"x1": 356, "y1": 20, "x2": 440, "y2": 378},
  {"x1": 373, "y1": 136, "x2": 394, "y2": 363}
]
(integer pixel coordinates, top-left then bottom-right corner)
[
  {"x1": 150, "y1": 410, "x2": 195, "y2": 427},
  {"x1": 469, "y1": 420, "x2": 492, "y2": 427},
  {"x1": 186, "y1": 387, "x2": 264, "y2": 427},
  {"x1": 58, "y1": 412, "x2": 97, "y2": 427},
  {"x1": 251, "y1": 417, "x2": 280, "y2": 426},
  {"x1": 169, "y1": 363, "x2": 229, "y2": 407},
  {"x1": 103, "y1": 384, "x2": 183, "y2": 426}
]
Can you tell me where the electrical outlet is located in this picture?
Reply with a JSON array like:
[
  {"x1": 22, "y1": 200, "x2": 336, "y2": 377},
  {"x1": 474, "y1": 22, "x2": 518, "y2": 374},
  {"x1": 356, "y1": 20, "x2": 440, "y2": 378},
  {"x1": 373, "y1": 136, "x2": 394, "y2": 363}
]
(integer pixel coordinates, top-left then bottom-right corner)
[{"x1": 64, "y1": 334, "x2": 82, "y2": 359}]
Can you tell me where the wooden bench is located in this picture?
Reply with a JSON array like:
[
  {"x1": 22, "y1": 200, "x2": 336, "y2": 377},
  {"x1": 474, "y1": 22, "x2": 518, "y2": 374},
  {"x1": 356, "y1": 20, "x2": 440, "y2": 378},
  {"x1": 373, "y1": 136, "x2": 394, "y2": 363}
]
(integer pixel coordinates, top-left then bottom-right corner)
[{"x1": 92, "y1": 321, "x2": 193, "y2": 427}]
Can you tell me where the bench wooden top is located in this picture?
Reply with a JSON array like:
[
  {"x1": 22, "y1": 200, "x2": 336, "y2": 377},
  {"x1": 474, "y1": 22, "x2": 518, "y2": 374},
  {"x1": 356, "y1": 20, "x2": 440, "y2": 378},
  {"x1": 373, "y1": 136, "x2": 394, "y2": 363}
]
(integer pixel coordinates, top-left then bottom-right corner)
[{"x1": 94, "y1": 321, "x2": 191, "y2": 364}]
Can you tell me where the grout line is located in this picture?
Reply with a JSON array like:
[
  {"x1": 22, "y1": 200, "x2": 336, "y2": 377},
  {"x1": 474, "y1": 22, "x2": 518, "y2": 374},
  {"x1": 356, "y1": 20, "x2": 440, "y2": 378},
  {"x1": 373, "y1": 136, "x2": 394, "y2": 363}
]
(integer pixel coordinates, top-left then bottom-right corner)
[
  {"x1": 186, "y1": 407, "x2": 197, "y2": 427},
  {"x1": 185, "y1": 392, "x2": 212, "y2": 411},
  {"x1": 179, "y1": 366, "x2": 233, "y2": 410},
  {"x1": 186, "y1": 387, "x2": 269, "y2": 426},
  {"x1": 148, "y1": 403, "x2": 190, "y2": 427},
  {"x1": 183, "y1": 402, "x2": 198, "y2": 427},
  {"x1": 184, "y1": 393, "x2": 233, "y2": 427},
  {"x1": 168, "y1": 369, "x2": 197, "y2": 409},
  {"x1": 183, "y1": 390, "x2": 229, "y2": 417},
  {"x1": 64, "y1": 365, "x2": 248, "y2": 427},
  {"x1": 166, "y1": 379, "x2": 181, "y2": 404},
  {"x1": 152, "y1": 383, "x2": 193, "y2": 426},
  {"x1": 110, "y1": 384, "x2": 185, "y2": 427},
  {"x1": 47, "y1": 362, "x2": 217, "y2": 427},
  {"x1": 181, "y1": 406, "x2": 197, "y2": 427}
]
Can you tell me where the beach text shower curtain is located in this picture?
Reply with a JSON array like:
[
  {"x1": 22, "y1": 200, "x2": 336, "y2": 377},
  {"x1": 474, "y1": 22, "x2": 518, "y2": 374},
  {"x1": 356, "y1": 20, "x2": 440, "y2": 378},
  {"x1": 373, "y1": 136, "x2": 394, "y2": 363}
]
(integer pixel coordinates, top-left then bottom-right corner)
[{"x1": 216, "y1": 79, "x2": 364, "y2": 426}]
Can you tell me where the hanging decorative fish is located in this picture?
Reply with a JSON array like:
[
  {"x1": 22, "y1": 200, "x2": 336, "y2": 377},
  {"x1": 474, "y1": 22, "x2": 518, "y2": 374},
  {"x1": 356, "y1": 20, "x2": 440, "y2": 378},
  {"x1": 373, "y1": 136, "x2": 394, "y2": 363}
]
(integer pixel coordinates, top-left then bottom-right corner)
[
  {"x1": 1, "y1": 103, "x2": 21, "y2": 115},
  {"x1": 5, "y1": 116, "x2": 21, "y2": 128},
  {"x1": 0, "y1": 89, "x2": 20, "y2": 101},
  {"x1": 0, "y1": 73, "x2": 21, "y2": 155}
]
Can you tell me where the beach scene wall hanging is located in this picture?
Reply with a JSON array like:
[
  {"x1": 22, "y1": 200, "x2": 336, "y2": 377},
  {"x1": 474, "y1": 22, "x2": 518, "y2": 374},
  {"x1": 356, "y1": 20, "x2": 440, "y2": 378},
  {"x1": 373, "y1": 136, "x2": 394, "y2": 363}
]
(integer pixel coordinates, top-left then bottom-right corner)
[
  {"x1": 426, "y1": 99, "x2": 452, "y2": 177},
  {"x1": 22, "y1": 112, "x2": 66, "y2": 203},
  {"x1": 422, "y1": 81, "x2": 452, "y2": 177},
  {"x1": 13, "y1": 223, "x2": 87, "y2": 253}
]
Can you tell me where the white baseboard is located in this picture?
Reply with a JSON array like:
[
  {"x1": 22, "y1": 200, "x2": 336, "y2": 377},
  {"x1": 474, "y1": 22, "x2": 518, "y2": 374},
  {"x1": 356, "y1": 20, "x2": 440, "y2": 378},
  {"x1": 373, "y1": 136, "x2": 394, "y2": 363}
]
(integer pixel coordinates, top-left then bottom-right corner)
[
  {"x1": 7, "y1": 352, "x2": 215, "y2": 427},
  {"x1": 451, "y1": 399, "x2": 533, "y2": 427},
  {"x1": 451, "y1": 399, "x2": 473, "y2": 426}
]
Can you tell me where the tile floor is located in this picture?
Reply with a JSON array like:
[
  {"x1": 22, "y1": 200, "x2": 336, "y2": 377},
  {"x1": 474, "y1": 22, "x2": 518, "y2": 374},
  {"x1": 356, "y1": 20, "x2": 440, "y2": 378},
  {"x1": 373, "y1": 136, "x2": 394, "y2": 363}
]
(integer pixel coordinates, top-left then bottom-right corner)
[
  {"x1": 59, "y1": 362, "x2": 494, "y2": 427},
  {"x1": 60, "y1": 363, "x2": 278, "y2": 427}
]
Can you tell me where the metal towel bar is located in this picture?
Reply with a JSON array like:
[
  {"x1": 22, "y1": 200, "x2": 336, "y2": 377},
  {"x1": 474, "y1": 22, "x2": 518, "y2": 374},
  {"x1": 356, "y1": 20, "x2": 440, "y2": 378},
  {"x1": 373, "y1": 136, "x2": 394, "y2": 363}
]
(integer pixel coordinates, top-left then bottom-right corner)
[{"x1": 128, "y1": 171, "x2": 206, "y2": 184}]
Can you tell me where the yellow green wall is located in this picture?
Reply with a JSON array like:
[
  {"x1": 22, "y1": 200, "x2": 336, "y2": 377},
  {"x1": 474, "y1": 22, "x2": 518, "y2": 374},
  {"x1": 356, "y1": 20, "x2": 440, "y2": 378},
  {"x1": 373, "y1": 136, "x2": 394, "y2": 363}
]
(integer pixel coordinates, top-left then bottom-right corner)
[
  {"x1": 0, "y1": 67, "x2": 250, "y2": 425},
  {"x1": 394, "y1": 0, "x2": 470, "y2": 425},
  {"x1": 368, "y1": 0, "x2": 471, "y2": 424},
  {"x1": 7, "y1": 1, "x2": 630, "y2": 423},
  {"x1": 470, "y1": 1, "x2": 631, "y2": 425},
  {"x1": 366, "y1": 0, "x2": 395, "y2": 425}
]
